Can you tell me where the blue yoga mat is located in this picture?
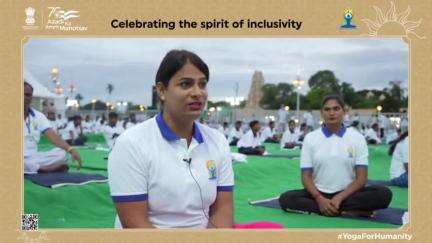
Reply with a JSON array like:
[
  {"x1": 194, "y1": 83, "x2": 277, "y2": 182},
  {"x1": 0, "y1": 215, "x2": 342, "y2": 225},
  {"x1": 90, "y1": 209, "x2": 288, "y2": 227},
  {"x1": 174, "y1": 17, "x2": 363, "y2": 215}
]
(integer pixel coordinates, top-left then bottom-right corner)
[
  {"x1": 24, "y1": 172, "x2": 108, "y2": 188},
  {"x1": 367, "y1": 179, "x2": 392, "y2": 186},
  {"x1": 263, "y1": 154, "x2": 299, "y2": 159},
  {"x1": 250, "y1": 197, "x2": 407, "y2": 226}
]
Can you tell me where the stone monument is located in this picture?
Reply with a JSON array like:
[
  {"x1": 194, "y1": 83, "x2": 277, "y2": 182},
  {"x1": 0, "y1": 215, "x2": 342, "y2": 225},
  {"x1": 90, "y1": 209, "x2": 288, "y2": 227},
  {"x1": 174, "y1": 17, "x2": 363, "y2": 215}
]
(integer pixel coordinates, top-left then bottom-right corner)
[{"x1": 245, "y1": 70, "x2": 265, "y2": 109}]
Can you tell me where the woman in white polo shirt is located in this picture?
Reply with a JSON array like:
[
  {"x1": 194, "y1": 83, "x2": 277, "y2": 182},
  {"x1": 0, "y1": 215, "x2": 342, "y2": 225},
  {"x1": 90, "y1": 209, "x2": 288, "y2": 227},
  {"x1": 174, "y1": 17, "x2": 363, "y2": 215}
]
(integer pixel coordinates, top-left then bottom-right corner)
[
  {"x1": 108, "y1": 50, "x2": 234, "y2": 229},
  {"x1": 279, "y1": 95, "x2": 392, "y2": 217}
]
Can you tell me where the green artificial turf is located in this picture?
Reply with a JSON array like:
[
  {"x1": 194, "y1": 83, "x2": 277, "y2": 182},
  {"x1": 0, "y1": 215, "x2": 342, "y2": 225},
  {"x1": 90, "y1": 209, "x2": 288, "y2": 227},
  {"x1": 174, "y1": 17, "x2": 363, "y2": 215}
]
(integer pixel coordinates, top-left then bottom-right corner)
[{"x1": 24, "y1": 137, "x2": 407, "y2": 229}]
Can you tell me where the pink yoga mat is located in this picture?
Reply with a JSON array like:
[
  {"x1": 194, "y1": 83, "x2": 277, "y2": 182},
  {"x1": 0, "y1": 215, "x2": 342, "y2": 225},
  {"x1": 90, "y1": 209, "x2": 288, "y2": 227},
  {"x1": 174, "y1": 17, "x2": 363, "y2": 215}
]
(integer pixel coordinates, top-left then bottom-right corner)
[{"x1": 234, "y1": 221, "x2": 284, "y2": 229}]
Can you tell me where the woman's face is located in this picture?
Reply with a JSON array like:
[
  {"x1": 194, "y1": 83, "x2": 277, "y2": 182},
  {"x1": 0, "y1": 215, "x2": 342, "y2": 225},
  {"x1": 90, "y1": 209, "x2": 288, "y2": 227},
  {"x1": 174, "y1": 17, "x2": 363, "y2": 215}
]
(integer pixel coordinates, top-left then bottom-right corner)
[
  {"x1": 321, "y1": 99, "x2": 345, "y2": 126},
  {"x1": 158, "y1": 62, "x2": 208, "y2": 120}
]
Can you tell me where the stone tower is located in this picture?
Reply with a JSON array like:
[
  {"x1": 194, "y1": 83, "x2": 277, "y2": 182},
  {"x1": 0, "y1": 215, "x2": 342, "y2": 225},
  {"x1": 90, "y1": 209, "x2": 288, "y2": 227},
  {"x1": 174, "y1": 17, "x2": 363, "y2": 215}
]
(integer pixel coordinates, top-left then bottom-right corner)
[{"x1": 245, "y1": 71, "x2": 265, "y2": 108}]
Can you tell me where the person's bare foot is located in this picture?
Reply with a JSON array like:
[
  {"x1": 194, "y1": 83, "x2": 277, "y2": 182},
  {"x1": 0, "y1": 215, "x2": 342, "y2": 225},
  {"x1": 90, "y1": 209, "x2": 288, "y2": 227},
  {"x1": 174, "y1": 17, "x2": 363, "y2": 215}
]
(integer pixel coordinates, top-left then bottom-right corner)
[{"x1": 341, "y1": 210, "x2": 375, "y2": 218}]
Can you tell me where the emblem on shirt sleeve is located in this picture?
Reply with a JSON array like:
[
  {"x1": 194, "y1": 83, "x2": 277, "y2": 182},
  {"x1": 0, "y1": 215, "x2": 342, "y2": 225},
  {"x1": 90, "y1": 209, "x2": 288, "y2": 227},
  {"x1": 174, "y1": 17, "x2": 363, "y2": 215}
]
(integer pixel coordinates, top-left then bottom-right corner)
[{"x1": 206, "y1": 160, "x2": 217, "y2": 180}]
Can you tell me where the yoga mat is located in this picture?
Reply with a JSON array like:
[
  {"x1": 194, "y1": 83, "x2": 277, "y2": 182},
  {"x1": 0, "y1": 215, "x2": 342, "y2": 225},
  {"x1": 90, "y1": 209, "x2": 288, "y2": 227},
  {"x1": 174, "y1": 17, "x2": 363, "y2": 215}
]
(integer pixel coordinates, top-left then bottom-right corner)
[
  {"x1": 24, "y1": 168, "x2": 116, "y2": 228},
  {"x1": 68, "y1": 147, "x2": 109, "y2": 170},
  {"x1": 26, "y1": 142, "x2": 407, "y2": 228},
  {"x1": 367, "y1": 179, "x2": 392, "y2": 186},
  {"x1": 249, "y1": 197, "x2": 407, "y2": 226},
  {"x1": 229, "y1": 143, "x2": 301, "y2": 157},
  {"x1": 262, "y1": 154, "x2": 299, "y2": 159},
  {"x1": 24, "y1": 172, "x2": 108, "y2": 188}
]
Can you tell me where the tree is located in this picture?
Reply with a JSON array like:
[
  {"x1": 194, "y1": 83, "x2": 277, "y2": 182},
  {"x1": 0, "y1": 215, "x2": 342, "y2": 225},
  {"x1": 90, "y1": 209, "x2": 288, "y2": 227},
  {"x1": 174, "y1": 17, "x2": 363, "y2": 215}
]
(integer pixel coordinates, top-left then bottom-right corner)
[
  {"x1": 260, "y1": 84, "x2": 279, "y2": 109},
  {"x1": 305, "y1": 88, "x2": 330, "y2": 109},
  {"x1": 82, "y1": 100, "x2": 107, "y2": 110},
  {"x1": 260, "y1": 82, "x2": 296, "y2": 109},
  {"x1": 381, "y1": 81, "x2": 405, "y2": 112},
  {"x1": 305, "y1": 70, "x2": 341, "y2": 109},
  {"x1": 339, "y1": 82, "x2": 362, "y2": 108},
  {"x1": 308, "y1": 70, "x2": 340, "y2": 93}
]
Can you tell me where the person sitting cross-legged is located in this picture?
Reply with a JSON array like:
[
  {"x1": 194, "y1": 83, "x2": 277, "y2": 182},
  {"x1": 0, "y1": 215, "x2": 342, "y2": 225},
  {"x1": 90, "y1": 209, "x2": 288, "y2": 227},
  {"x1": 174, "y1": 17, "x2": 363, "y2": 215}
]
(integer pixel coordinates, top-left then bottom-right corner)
[
  {"x1": 280, "y1": 120, "x2": 302, "y2": 149},
  {"x1": 23, "y1": 81, "x2": 82, "y2": 174},
  {"x1": 279, "y1": 95, "x2": 392, "y2": 217},
  {"x1": 237, "y1": 120, "x2": 266, "y2": 156}
]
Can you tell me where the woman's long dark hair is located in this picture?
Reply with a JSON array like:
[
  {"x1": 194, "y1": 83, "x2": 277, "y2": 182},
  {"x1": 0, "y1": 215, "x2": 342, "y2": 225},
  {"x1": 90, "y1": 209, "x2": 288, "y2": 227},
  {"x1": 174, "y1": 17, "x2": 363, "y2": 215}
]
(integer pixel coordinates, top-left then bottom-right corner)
[{"x1": 388, "y1": 131, "x2": 408, "y2": 155}]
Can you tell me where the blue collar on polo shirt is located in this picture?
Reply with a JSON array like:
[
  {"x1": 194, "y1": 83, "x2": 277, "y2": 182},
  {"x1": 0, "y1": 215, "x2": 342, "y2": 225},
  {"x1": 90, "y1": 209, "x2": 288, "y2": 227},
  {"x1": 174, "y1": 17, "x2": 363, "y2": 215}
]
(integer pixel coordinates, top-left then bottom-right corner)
[
  {"x1": 321, "y1": 125, "x2": 346, "y2": 138},
  {"x1": 28, "y1": 108, "x2": 35, "y2": 117},
  {"x1": 156, "y1": 112, "x2": 204, "y2": 143}
]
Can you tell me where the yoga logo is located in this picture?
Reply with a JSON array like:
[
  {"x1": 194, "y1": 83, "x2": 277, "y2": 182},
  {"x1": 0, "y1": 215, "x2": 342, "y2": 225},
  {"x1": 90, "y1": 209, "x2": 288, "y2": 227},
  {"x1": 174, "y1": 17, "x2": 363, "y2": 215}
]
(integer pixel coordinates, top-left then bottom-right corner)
[
  {"x1": 206, "y1": 160, "x2": 217, "y2": 180},
  {"x1": 340, "y1": 9, "x2": 357, "y2": 29},
  {"x1": 45, "y1": 7, "x2": 88, "y2": 31}
]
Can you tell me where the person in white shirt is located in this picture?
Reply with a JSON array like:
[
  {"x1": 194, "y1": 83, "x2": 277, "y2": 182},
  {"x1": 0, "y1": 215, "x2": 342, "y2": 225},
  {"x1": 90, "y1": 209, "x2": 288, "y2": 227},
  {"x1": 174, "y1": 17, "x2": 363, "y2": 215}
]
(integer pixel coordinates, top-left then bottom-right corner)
[
  {"x1": 368, "y1": 114, "x2": 378, "y2": 127},
  {"x1": 400, "y1": 115, "x2": 408, "y2": 133},
  {"x1": 343, "y1": 106, "x2": 351, "y2": 127},
  {"x1": 237, "y1": 120, "x2": 265, "y2": 155},
  {"x1": 378, "y1": 114, "x2": 389, "y2": 139},
  {"x1": 279, "y1": 94, "x2": 392, "y2": 217},
  {"x1": 123, "y1": 113, "x2": 138, "y2": 130},
  {"x1": 23, "y1": 81, "x2": 82, "y2": 174},
  {"x1": 280, "y1": 120, "x2": 301, "y2": 149},
  {"x1": 352, "y1": 113, "x2": 360, "y2": 123},
  {"x1": 350, "y1": 121, "x2": 363, "y2": 135},
  {"x1": 364, "y1": 123, "x2": 381, "y2": 144},
  {"x1": 55, "y1": 113, "x2": 68, "y2": 137},
  {"x1": 102, "y1": 112, "x2": 125, "y2": 148},
  {"x1": 65, "y1": 115, "x2": 87, "y2": 146},
  {"x1": 82, "y1": 115, "x2": 94, "y2": 134},
  {"x1": 303, "y1": 110, "x2": 315, "y2": 130},
  {"x1": 122, "y1": 117, "x2": 130, "y2": 130},
  {"x1": 277, "y1": 105, "x2": 288, "y2": 133},
  {"x1": 386, "y1": 128, "x2": 401, "y2": 145},
  {"x1": 228, "y1": 120, "x2": 243, "y2": 146},
  {"x1": 298, "y1": 123, "x2": 311, "y2": 143},
  {"x1": 108, "y1": 49, "x2": 234, "y2": 229},
  {"x1": 46, "y1": 111, "x2": 58, "y2": 132},
  {"x1": 94, "y1": 115, "x2": 106, "y2": 133},
  {"x1": 261, "y1": 121, "x2": 279, "y2": 143},
  {"x1": 388, "y1": 132, "x2": 408, "y2": 187},
  {"x1": 218, "y1": 122, "x2": 230, "y2": 138}
]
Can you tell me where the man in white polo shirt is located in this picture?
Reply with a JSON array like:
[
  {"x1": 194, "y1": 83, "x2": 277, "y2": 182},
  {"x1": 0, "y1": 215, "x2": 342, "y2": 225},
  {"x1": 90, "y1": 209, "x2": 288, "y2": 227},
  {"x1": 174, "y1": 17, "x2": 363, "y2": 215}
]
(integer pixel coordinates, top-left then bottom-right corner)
[
  {"x1": 101, "y1": 112, "x2": 125, "y2": 148},
  {"x1": 279, "y1": 94, "x2": 392, "y2": 217},
  {"x1": 64, "y1": 115, "x2": 87, "y2": 146},
  {"x1": 260, "y1": 120, "x2": 279, "y2": 143},
  {"x1": 280, "y1": 120, "x2": 302, "y2": 149},
  {"x1": 227, "y1": 120, "x2": 243, "y2": 146},
  {"x1": 237, "y1": 120, "x2": 266, "y2": 155},
  {"x1": 364, "y1": 123, "x2": 381, "y2": 144},
  {"x1": 108, "y1": 113, "x2": 234, "y2": 228},
  {"x1": 23, "y1": 81, "x2": 82, "y2": 174}
]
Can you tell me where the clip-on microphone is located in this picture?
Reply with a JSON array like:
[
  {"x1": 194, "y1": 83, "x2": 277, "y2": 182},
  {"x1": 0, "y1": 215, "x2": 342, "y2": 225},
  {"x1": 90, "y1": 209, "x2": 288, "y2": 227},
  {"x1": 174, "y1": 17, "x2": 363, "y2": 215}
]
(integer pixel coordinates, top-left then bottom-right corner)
[{"x1": 183, "y1": 158, "x2": 192, "y2": 164}]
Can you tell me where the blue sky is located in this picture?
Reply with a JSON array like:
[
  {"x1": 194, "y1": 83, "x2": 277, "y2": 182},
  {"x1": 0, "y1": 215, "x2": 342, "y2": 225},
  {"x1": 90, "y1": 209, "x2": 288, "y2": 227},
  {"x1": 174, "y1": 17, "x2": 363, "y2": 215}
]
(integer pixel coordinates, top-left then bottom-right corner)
[{"x1": 24, "y1": 38, "x2": 408, "y2": 106}]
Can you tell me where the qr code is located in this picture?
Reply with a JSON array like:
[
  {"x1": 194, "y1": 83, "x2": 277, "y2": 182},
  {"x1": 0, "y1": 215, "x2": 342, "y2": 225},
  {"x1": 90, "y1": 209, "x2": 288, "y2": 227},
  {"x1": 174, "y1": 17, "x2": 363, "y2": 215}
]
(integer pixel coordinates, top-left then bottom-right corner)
[{"x1": 22, "y1": 214, "x2": 39, "y2": 231}]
